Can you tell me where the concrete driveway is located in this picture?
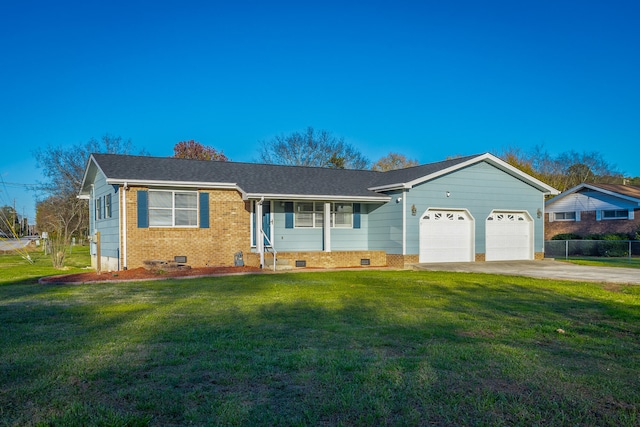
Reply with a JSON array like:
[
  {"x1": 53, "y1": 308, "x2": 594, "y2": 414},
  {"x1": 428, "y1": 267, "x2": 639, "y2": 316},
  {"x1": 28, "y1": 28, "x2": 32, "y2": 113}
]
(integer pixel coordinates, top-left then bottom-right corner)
[{"x1": 411, "y1": 260, "x2": 640, "y2": 284}]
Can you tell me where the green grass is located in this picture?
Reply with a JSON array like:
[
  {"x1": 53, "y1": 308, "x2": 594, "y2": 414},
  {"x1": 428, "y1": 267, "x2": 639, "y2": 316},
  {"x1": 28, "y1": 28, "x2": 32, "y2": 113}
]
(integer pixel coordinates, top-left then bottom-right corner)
[
  {"x1": 1, "y1": 256, "x2": 639, "y2": 426},
  {"x1": 559, "y1": 257, "x2": 640, "y2": 269},
  {"x1": 0, "y1": 245, "x2": 91, "y2": 285}
]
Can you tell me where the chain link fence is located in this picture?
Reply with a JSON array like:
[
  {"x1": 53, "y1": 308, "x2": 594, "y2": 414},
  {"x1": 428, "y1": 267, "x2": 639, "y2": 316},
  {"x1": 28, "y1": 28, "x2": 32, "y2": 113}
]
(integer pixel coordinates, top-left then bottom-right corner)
[{"x1": 545, "y1": 240, "x2": 640, "y2": 259}]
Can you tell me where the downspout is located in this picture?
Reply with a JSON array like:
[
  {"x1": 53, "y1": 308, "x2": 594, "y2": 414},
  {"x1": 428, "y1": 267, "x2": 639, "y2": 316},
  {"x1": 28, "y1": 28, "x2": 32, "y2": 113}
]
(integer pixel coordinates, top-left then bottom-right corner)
[{"x1": 122, "y1": 182, "x2": 128, "y2": 270}]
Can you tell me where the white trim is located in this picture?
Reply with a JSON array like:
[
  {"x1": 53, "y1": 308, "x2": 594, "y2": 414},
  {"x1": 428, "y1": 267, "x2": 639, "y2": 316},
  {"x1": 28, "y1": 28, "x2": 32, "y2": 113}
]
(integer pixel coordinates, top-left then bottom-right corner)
[
  {"x1": 122, "y1": 182, "x2": 127, "y2": 270},
  {"x1": 256, "y1": 198, "x2": 264, "y2": 267},
  {"x1": 245, "y1": 193, "x2": 390, "y2": 203},
  {"x1": 106, "y1": 178, "x2": 238, "y2": 189}
]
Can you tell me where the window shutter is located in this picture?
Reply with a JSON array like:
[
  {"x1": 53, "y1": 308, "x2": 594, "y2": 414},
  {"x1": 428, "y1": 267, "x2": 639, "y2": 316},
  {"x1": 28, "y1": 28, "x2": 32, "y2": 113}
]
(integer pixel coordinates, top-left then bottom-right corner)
[
  {"x1": 353, "y1": 203, "x2": 361, "y2": 229},
  {"x1": 576, "y1": 211, "x2": 581, "y2": 222},
  {"x1": 629, "y1": 209, "x2": 634, "y2": 220},
  {"x1": 137, "y1": 190, "x2": 148, "y2": 228},
  {"x1": 199, "y1": 192, "x2": 210, "y2": 228},
  {"x1": 285, "y1": 202, "x2": 294, "y2": 228},
  {"x1": 596, "y1": 210, "x2": 601, "y2": 221}
]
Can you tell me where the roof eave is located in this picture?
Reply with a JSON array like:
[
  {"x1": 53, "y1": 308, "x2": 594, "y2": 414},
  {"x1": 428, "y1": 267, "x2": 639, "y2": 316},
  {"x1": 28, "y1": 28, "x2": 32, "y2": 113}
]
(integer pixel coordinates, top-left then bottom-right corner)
[{"x1": 245, "y1": 193, "x2": 391, "y2": 202}]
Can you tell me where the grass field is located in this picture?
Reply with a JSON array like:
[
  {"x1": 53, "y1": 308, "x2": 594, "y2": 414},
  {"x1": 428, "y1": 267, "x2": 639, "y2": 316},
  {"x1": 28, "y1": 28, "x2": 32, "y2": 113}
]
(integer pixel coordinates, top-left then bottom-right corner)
[
  {"x1": 1, "y1": 251, "x2": 639, "y2": 426},
  {"x1": 560, "y1": 257, "x2": 640, "y2": 269},
  {"x1": 0, "y1": 245, "x2": 91, "y2": 285}
]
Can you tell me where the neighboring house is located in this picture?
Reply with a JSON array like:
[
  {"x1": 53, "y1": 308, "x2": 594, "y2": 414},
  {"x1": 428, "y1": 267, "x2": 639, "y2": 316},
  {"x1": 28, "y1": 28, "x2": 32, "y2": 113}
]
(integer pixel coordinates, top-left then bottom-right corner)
[
  {"x1": 79, "y1": 152, "x2": 558, "y2": 271},
  {"x1": 545, "y1": 183, "x2": 640, "y2": 240}
]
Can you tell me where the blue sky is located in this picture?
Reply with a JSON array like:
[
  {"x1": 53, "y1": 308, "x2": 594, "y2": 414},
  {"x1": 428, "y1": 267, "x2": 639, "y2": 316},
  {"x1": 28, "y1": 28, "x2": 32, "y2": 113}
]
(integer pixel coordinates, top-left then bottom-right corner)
[{"x1": 1, "y1": 0, "x2": 639, "y2": 224}]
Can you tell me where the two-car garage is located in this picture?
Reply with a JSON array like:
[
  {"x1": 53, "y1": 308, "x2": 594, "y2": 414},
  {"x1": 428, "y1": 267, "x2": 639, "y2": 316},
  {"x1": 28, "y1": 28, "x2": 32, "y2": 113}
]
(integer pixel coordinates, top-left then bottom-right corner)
[{"x1": 419, "y1": 209, "x2": 534, "y2": 263}]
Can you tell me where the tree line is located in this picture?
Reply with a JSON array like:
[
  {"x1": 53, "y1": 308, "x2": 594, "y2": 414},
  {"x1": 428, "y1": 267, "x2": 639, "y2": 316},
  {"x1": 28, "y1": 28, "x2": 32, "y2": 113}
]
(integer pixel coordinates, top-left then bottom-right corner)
[{"x1": 30, "y1": 128, "x2": 636, "y2": 267}]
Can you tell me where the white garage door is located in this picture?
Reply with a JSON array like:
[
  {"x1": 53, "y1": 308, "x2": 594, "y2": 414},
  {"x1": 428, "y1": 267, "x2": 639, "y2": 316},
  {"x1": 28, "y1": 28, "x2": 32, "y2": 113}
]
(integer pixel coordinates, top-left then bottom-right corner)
[
  {"x1": 485, "y1": 211, "x2": 533, "y2": 261},
  {"x1": 420, "y1": 209, "x2": 474, "y2": 263}
]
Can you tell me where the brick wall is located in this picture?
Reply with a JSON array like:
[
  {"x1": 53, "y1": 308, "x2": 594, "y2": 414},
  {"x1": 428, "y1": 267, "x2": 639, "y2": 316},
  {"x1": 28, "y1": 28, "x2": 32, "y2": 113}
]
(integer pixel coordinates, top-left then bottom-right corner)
[
  {"x1": 264, "y1": 250, "x2": 388, "y2": 269},
  {"x1": 545, "y1": 209, "x2": 640, "y2": 240},
  {"x1": 122, "y1": 187, "x2": 252, "y2": 269},
  {"x1": 386, "y1": 254, "x2": 419, "y2": 269}
]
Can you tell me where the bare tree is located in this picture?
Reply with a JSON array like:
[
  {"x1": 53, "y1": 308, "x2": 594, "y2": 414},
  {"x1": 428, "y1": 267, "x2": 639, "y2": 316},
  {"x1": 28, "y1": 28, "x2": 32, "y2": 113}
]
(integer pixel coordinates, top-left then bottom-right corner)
[
  {"x1": 33, "y1": 134, "x2": 143, "y2": 267},
  {"x1": 372, "y1": 152, "x2": 419, "y2": 172},
  {"x1": 36, "y1": 194, "x2": 87, "y2": 268},
  {"x1": 498, "y1": 146, "x2": 622, "y2": 192},
  {"x1": 258, "y1": 127, "x2": 369, "y2": 169},
  {"x1": 34, "y1": 134, "x2": 140, "y2": 198}
]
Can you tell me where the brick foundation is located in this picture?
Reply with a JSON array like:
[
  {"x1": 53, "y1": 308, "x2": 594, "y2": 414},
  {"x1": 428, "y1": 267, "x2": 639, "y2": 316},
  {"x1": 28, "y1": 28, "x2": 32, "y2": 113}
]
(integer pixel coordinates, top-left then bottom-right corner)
[
  {"x1": 261, "y1": 250, "x2": 388, "y2": 269},
  {"x1": 386, "y1": 254, "x2": 419, "y2": 269}
]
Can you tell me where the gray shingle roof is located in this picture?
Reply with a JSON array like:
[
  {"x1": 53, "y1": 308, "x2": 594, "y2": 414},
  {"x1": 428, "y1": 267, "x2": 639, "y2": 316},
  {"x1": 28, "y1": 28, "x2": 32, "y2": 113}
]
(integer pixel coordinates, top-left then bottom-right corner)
[
  {"x1": 90, "y1": 154, "x2": 387, "y2": 199},
  {"x1": 84, "y1": 152, "x2": 492, "y2": 200}
]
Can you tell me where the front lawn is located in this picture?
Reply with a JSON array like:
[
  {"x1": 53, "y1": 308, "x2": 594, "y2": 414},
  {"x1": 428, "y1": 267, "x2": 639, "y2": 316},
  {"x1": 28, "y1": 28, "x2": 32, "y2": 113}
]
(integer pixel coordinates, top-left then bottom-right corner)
[
  {"x1": 559, "y1": 257, "x2": 640, "y2": 269},
  {"x1": 1, "y1": 266, "x2": 639, "y2": 425},
  {"x1": 0, "y1": 245, "x2": 91, "y2": 285}
]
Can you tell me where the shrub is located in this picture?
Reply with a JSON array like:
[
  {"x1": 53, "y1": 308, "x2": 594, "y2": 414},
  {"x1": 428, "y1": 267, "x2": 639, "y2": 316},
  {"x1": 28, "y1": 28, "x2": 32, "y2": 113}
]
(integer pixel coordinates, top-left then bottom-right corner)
[{"x1": 551, "y1": 233, "x2": 582, "y2": 240}]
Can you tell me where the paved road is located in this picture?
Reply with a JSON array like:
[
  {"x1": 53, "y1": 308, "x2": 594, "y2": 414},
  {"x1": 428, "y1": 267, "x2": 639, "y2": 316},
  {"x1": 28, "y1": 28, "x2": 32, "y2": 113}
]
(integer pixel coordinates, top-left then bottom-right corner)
[
  {"x1": 0, "y1": 238, "x2": 31, "y2": 252},
  {"x1": 411, "y1": 260, "x2": 640, "y2": 284}
]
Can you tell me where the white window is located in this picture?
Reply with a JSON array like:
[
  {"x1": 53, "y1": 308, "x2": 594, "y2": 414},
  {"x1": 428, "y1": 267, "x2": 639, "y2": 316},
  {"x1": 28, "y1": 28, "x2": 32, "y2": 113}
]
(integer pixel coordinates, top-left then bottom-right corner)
[
  {"x1": 555, "y1": 212, "x2": 576, "y2": 221},
  {"x1": 95, "y1": 197, "x2": 102, "y2": 221},
  {"x1": 105, "y1": 194, "x2": 112, "y2": 219},
  {"x1": 333, "y1": 203, "x2": 353, "y2": 228},
  {"x1": 294, "y1": 202, "x2": 353, "y2": 228},
  {"x1": 602, "y1": 209, "x2": 629, "y2": 220},
  {"x1": 149, "y1": 190, "x2": 198, "y2": 227}
]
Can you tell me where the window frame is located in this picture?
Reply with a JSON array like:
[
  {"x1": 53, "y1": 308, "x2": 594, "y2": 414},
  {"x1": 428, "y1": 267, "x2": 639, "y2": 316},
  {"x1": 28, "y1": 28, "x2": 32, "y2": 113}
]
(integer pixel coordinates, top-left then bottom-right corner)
[
  {"x1": 105, "y1": 194, "x2": 112, "y2": 219},
  {"x1": 148, "y1": 189, "x2": 199, "y2": 228},
  {"x1": 293, "y1": 202, "x2": 353, "y2": 228},
  {"x1": 602, "y1": 209, "x2": 629, "y2": 220},
  {"x1": 554, "y1": 211, "x2": 576, "y2": 221},
  {"x1": 95, "y1": 197, "x2": 102, "y2": 221}
]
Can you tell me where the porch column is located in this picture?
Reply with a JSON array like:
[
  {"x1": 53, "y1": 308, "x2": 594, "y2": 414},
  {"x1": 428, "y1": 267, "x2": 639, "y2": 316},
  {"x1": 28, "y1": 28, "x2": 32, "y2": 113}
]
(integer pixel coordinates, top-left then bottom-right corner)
[
  {"x1": 256, "y1": 200, "x2": 264, "y2": 267},
  {"x1": 324, "y1": 202, "x2": 331, "y2": 252}
]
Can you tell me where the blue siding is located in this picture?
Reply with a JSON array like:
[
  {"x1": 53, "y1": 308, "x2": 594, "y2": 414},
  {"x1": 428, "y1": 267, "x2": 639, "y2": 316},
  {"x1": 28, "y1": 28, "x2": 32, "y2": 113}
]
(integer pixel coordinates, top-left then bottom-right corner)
[
  {"x1": 368, "y1": 190, "x2": 404, "y2": 254},
  {"x1": 91, "y1": 171, "x2": 120, "y2": 259},
  {"x1": 331, "y1": 203, "x2": 369, "y2": 250},
  {"x1": 268, "y1": 201, "x2": 371, "y2": 252},
  {"x1": 404, "y1": 162, "x2": 546, "y2": 256}
]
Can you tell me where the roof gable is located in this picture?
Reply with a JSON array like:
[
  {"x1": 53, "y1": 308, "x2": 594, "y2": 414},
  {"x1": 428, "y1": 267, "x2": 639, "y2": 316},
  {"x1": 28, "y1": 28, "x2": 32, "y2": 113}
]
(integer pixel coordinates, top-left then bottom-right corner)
[
  {"x1": 369, "y1": 153, "x2": 558, "y2": 194},
  {"x1": 546, "y1": 183, "x2": 640, "y2": 207}
]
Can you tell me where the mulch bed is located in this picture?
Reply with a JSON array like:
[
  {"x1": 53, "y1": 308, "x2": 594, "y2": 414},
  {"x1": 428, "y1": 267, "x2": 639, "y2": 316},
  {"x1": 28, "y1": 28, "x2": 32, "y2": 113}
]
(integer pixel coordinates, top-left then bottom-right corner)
[{"x1": 39, "y1": 266, "x2": 264, "y2": 284}]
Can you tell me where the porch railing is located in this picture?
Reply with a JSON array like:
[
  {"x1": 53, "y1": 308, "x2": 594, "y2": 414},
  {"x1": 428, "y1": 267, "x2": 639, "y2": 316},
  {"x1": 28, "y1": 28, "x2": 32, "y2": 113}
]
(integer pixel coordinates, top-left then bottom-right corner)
[{"x1": 261, "y1": 231, "x2": 277, "y2": 271}]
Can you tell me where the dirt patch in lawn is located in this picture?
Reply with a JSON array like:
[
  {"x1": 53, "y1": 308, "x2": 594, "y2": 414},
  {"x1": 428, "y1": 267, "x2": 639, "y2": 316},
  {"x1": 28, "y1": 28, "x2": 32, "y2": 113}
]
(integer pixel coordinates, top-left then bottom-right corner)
[{"x1": 39, "y1": 266, "x2": 264, "y2": 284}]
